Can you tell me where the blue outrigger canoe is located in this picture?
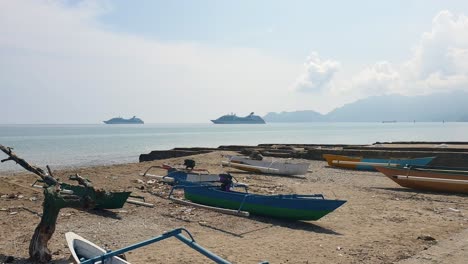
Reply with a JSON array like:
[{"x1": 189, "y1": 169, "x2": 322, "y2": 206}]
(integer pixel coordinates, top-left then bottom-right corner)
[
  {"x1": 151, "y1": 167, "x2": 346, "y2": 221},
  {"x1": 180, "y1": 185, "x2": 346, "y2": 221}
]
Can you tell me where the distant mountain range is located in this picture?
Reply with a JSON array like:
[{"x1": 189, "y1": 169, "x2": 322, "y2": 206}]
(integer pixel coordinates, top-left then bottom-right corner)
[{"x1": 264, "y1": 91, "x2": 468, "y2": 122}]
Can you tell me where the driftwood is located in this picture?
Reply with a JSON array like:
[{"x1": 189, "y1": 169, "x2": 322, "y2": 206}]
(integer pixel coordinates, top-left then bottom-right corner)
[
  {"x1": 0, "y1": 145, "x2": 106, "y2": 263},
  {"x1": 0, "y1": 145, "x2": 58, "y2": 186}
]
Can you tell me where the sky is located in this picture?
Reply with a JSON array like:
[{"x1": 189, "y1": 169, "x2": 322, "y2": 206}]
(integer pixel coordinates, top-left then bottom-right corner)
[{"x1": 1, "y1": 0, "x2": 468, "y2": 123}]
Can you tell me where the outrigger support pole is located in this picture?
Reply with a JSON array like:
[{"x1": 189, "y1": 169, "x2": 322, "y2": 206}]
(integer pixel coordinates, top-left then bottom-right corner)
[{"x1": 80, "y1": 228, "x2": 231, "y2": 264}]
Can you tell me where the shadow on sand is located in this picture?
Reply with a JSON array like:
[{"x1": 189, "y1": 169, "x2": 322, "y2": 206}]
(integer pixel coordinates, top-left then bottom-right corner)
[
  {"x1": 251, "y1": 216, "x2": 342, "y2": 235},
  {"x1": 199, "y1": 216, "x2": 342, "y2": 237},
  {"x1": 0, "y1": 254, "x2": 72, "y2": 264},
  {"x1": 82, "y1": 208, "x2": 123, "y2": 220},
  {"x1": 0, "y1": 254, "x2": 23, "y2": 264},
  {"x1": 371, "y1": 186, "x2": 468, "y2": 197},
  {"x1": 0, "y1": 255, "x2": 71, "y2": 264},
  {"x1": 369, "y1": 187, "x2": 468, "y2": 203}
]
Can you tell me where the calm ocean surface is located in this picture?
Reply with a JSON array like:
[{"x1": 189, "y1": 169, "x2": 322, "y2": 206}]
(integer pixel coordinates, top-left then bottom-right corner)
[{"x1": 1, "y1": 122, "x2": 467, "y2": 172}]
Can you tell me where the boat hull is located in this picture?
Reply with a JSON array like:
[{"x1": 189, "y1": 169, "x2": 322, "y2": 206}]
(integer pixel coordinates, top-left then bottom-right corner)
[
  {"x1": 323, "y1": 154, "x2": 434, "y2": 171},
  {"x1": 103, "y1": 121, "x2": 143, "y2": 124},
  {"x1": 66, "y1": 232, "x2": 130, "y2": 264},
  {"x1": 61, "y1": 183, "x2": 131, "y2": 209},
  {"x1": 211, "y1": 120, "x2": 265, "y2": 124},
  {"x1": 166, "y1": 170, "x2": 222, "y2": 185},
  {"x1": 225, "y1": 156, "x2": 310, "y2": 176},
  {"x1": 183, "y1": 186, "x2": 346, "y2": 220},
  {"x1": 376, "y1": 166, "x2": 468, "y2": 194}
]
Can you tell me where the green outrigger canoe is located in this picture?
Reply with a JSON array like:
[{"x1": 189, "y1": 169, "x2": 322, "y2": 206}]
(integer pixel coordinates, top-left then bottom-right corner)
[
  {"x1": 61, "y1": 183, "x2": 131, "y2": 209},
  {"x1": 182, "y1": 185, "x2": 346, "y2": 221}
]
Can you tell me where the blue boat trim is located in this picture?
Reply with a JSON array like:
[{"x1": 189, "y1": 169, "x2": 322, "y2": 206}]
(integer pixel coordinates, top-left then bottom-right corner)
[
  {"x1": 357, "y1": 156, "x2": 435, "y2": 171},
  {"x1": 79, "y1": 228, "x2": 236, "y2": 264}
]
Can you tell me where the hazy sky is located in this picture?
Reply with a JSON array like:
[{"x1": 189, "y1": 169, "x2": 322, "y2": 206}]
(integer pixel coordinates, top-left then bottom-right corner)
[{"x1": 2, "y1": 0, "x2": 468, "y2": 123}]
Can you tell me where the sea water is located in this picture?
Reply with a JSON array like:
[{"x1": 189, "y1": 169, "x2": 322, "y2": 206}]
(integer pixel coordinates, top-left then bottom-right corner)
[{"x1": 1, "y1": 122, "x2": 467, "y2": 172}]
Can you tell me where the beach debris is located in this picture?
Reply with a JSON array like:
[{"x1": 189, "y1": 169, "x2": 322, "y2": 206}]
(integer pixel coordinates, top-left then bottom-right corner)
[
  {"x1": 4, "y1": 255, "x2": 14, "y2": 263},
  {"x1": 336, "y1": 246, "x2": 343, "y2": 251},
  {"x1": 61, "y1": 213, "x2": 73, "y2": 217},
  {"x1": 134, "y1": 179, "x2": 145, "y2": 184},
  {"x1": 9, "y1": 211, "x2": 18, "y2": 215},
  {"x1": 0, "y1": 144, "x2": 131, "y2": 263},
  {"x1": 127, "y1": 199, "x2": 154, "y2": 207},
  {"x1": 448, "y1": 207, "x2": 460, "y2": 213},
  {"x1": 417, "y1": 235, "x2": 436, "y2": 242},
  {"x1": 146, "y1": 179, "x2": 156, "y2": 185},
  {"x1": 29, "y1": 196, "x2": 38, "y2": 201}
]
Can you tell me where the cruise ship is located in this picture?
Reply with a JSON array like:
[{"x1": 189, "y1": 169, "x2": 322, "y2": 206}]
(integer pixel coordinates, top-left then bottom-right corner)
[
  {"x1": 211, "y1": 112, "x2": 265, "y2": 124},
  {"x1": 103, "y1": 116, "x2": 144, "y2": 124}
]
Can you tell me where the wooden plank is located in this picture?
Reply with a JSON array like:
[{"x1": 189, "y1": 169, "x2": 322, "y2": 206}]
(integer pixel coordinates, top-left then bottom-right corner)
[{"x1": 127, "y1": 199, "x2": 154, "y2": 207}]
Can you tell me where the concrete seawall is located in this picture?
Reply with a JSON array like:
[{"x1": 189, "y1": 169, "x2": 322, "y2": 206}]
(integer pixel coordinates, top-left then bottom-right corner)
[{"x1": 139, "y1": 142, "x2": 468, "y2": 167}]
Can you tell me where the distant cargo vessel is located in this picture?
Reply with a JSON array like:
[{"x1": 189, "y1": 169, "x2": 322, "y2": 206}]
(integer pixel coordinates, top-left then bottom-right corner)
[
  {"x1": 211, "y1": 112, "x2": 265, "y2": 124},
  {"x1": 103, "y1": 116, "x2": 144, "y2": 124}
]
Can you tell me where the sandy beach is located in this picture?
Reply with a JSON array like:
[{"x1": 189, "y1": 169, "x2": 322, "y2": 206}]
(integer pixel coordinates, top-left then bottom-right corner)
[{"x1": 1, "y1": 151, "x2": 467, "y2": 264}]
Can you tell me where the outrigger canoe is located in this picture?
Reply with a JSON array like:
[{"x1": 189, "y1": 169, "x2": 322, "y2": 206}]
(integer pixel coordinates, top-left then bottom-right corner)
[
  {"x1": 60, "y1": 183, "x2": 131, "y2": 209},
  {"x1": 66, "y1": 228, "x2": 237, "y2": 264},
  {"x1": 323, "y1": 154, "x2": 435, "y2": 171},
  {"x1": 375, "y1": 165, "x2": 468, "y2": 194},
  {"x1": 182, "y1": 185, "x2": 346, "y2": 221},
  {"x1": 66, "y1": 232, "x2": 130, "y2": 264},
  {"x1": 222, "y1": 155, "x2": 310, "y2": 176},
  {"x1": 141, "y1": 165, "x2": 232, "y2": 186}
]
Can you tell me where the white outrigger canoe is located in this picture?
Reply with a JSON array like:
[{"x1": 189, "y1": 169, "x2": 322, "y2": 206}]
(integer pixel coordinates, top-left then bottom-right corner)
[
  {"x1": 66, "y1": 232, "x2": 130, "y2": 264},
  {"x1": 65, "y1": 228, "x2": 236, "y2": 264},
  {"x1": 222, "y1": 156, "x2": 310, "y2": 176}
]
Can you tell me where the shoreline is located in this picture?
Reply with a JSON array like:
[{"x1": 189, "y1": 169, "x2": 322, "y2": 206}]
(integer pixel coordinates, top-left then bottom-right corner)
[{"x1": 1, "y1": 150, "x2": 467, "y2": 263}]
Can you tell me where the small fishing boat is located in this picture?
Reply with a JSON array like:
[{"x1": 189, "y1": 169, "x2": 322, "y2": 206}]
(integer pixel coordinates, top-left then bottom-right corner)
[
  {"x1": 181, "y1": 185, "x2": 346, "y2": 221},
  {"x1": 61, "y1": 183, "x2": 131, "y2": 209},
  {"x1": 66, "y1": 232, "x2": 130, "y2": 264},
  {"x1": 375, "y1": 165, "x2": 468, "y2": 194},
  {"x1": 222, "y1": 155, "x2": 310, "y2": 176},
  {"x1": 141, "y1": 165, "x2": 226, "y2": 185},
  {"x1": 66, "y1": 228, "x2": 237, "y2": 264},
  {"x1": 323, "y1": 154, "x2": 435, "y2": 171}
]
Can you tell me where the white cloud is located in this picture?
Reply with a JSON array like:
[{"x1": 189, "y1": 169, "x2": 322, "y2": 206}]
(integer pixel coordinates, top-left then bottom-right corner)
[
  {"x1": 333, "y1": 61, "x2": 401, "y2": 96},
  {"x1": 0, "y1": 1, "x2": 299, "y2": 123},
  {"x1": 327, "y1": 10, "x2": 468, "y2": 99},
  {"x1": 293, "y1": 52, "x2": 340, "y2": 92}
]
